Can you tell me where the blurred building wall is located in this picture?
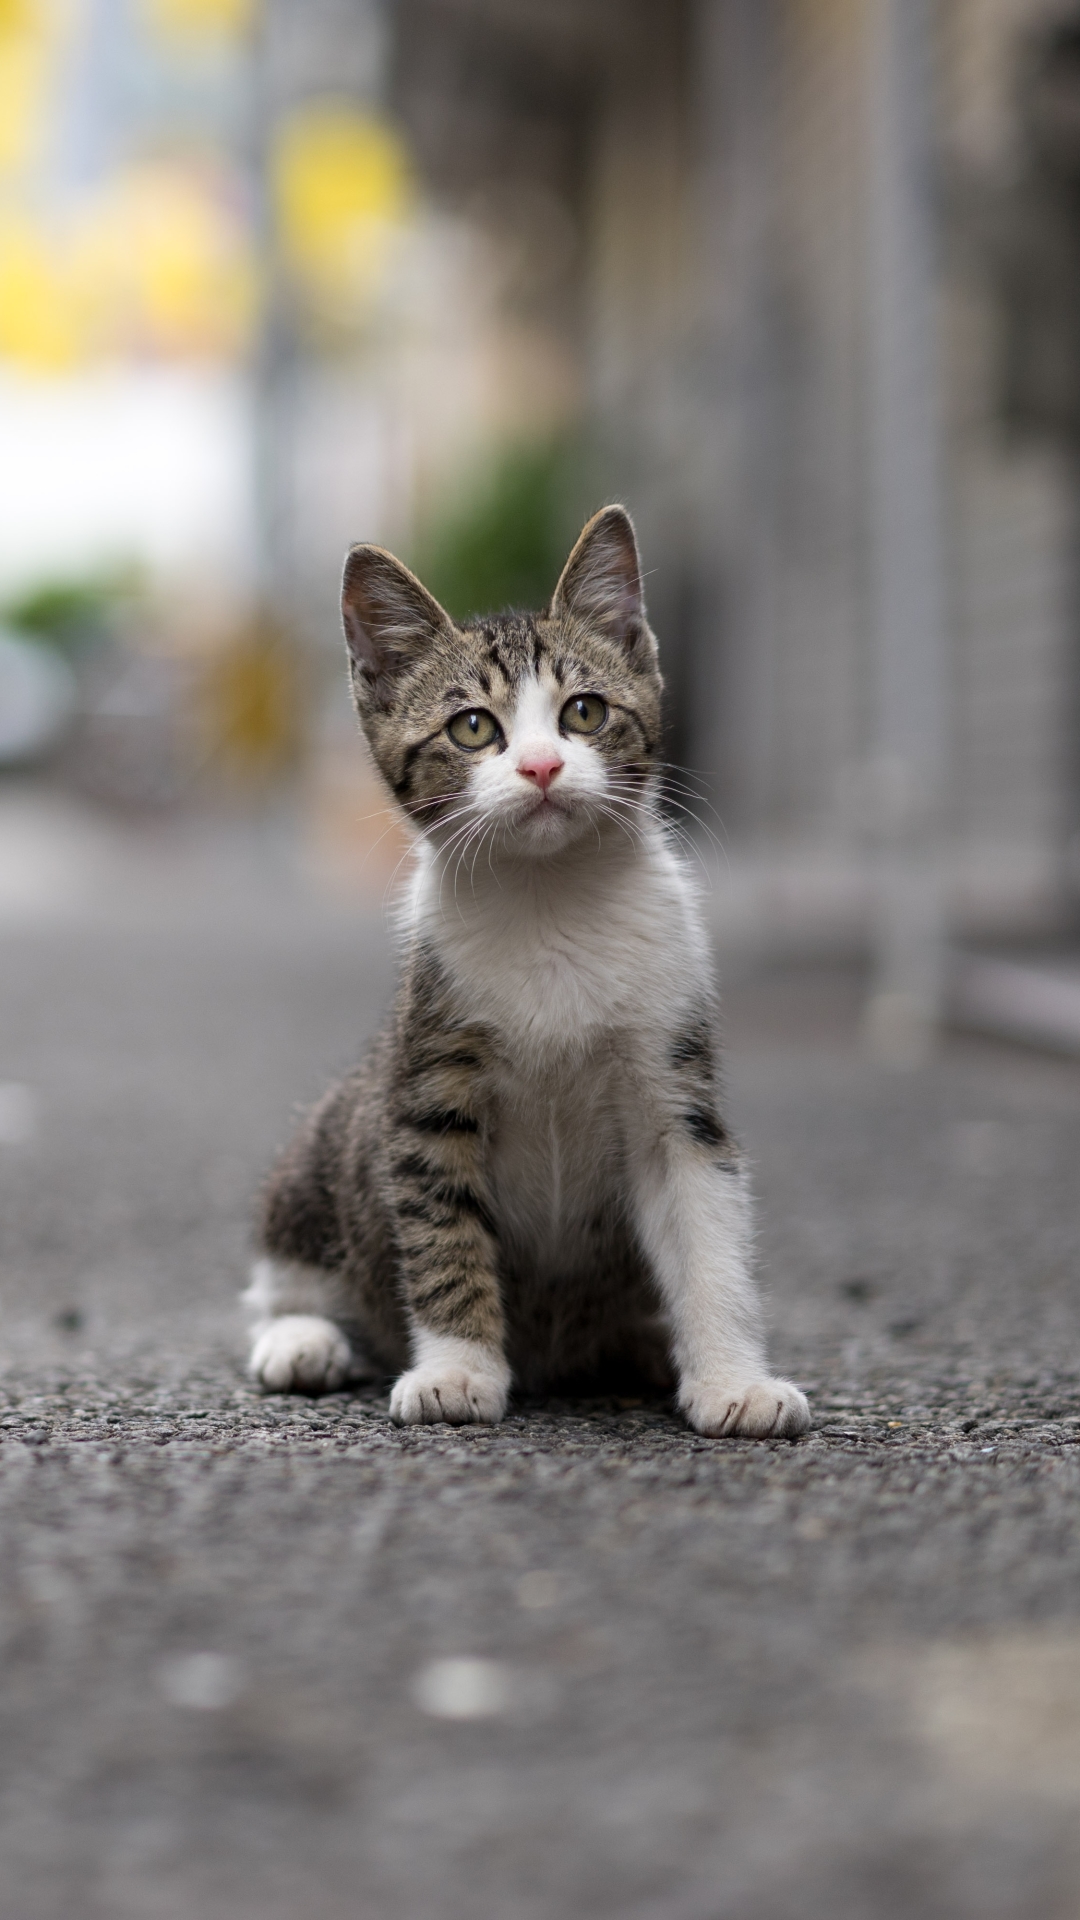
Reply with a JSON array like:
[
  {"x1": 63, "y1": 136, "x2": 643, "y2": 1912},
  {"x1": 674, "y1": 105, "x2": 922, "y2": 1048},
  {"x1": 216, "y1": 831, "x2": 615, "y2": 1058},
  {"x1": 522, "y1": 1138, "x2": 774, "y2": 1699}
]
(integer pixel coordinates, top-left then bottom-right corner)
[
  {"x1": 5, "y1": 0, "x2": 1079, "y2": 938},
  {"x1": 380, "y1": 0, "x2": 1080, "y2": 933}
]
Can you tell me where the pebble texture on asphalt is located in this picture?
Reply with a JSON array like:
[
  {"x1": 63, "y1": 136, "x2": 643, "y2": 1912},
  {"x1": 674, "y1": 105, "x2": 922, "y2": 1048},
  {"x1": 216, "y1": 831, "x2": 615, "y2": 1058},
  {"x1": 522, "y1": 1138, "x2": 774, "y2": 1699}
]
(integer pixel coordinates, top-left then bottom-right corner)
[{"x1": 1, "y1": 816, "x2": 1079, "y2": 1920}]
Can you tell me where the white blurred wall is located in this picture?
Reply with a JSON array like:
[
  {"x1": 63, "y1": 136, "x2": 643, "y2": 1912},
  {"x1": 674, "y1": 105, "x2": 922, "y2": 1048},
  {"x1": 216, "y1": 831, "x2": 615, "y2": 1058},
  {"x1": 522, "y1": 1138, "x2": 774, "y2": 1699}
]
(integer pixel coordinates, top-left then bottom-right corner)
[{"x1": 0, "y1": 367, "x2": 256, "y2": 604}]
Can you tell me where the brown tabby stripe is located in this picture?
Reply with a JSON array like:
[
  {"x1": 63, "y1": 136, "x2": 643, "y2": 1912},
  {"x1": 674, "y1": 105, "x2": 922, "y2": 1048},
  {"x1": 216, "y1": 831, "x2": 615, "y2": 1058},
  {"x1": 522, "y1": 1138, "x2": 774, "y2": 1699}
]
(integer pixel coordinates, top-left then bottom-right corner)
[
  {"x1": 667, "y1": 1009, "x2": 740, "y2": 1169},
  {"x1": 380, "y1": 948, "x2": 505, "y2": 1348}
]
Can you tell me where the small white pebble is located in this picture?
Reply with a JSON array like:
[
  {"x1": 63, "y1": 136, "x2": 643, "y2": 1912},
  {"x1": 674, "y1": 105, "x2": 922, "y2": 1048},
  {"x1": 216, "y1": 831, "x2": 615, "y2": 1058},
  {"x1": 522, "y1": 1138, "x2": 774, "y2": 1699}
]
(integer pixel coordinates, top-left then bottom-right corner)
[
  {"x1": 0, "y1": 1082, "x2": 37, "y2": 1146},
  {"x1": 412, "y1": 1656, "x2": 514, "y2": 1721},
  {"x1": 157, "y1": 1652, "x2": 244, "y2": 1711}
]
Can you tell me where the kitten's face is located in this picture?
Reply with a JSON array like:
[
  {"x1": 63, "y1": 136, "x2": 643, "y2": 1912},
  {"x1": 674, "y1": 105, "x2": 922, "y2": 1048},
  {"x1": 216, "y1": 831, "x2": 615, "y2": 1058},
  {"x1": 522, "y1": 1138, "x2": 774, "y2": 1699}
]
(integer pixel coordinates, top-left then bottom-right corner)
[{"x1": 341, "y1": 508, "x2": 663, "y2": 861}]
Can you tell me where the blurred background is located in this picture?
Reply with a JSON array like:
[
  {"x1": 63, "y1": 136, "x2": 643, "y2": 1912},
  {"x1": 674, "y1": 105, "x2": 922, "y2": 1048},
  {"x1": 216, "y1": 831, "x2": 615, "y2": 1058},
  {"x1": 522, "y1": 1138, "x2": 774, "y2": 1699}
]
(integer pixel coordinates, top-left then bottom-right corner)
[
  {"x1": 5, "y1": 0, "x2": 1080, "y2": 1046},
  {"x1": 6, "y1": 19, "x2": 1080, "y2": 1912}
]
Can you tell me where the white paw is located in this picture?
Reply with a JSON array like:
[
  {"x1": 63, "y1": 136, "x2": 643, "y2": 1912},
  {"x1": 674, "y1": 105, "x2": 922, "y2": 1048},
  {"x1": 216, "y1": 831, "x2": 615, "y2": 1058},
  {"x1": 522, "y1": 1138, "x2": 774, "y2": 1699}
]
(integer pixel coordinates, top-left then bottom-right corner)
[
  {"x1": 680, "y1": 1376, "x2": 811, "y2": 1439},
  {"x1": 389, "y1": 1364, "x2": 508, "y2": 1427},
  {"x1": 249, "y1": 1314, "x2": 352, "y2": 1394}
]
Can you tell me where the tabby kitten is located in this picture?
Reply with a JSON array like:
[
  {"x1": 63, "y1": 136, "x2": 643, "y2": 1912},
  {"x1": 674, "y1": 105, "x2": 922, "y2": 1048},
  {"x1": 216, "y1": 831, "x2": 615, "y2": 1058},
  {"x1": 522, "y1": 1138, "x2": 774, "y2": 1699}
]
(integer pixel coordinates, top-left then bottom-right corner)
[{"x1": 244, "y1": 506, "x2": 810, "y2": 1438}]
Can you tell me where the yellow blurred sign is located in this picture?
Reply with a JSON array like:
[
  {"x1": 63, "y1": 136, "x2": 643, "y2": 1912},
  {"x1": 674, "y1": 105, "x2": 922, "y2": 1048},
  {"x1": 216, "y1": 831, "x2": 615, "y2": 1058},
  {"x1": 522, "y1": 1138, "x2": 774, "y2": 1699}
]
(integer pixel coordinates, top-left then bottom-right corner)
[
  {"x1": 141, "y1": 0, "x2": 254, "y2": 47},
  {"x1": 193, "y1": 621, "x2": 305, "y2": 784},
  {"x1": 272, "y1": 101, "x2": 412, "y2": 324},
  {"x1": 0, "y1": 0, "x2": 54, "y2": 179},
  {"x1": 0, "y1": 166, "x2": 256, "y2": 370},
  {"x1": 0, "y1": 7, "x2": 413, "y2": 372}
]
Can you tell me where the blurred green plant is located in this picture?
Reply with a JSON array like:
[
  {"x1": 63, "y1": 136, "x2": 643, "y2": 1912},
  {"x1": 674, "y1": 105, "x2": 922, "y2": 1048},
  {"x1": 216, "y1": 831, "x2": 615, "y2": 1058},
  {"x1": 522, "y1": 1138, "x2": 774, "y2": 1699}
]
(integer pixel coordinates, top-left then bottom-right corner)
[
  {"x1": 412, "y1": 439, "x2": 589, "y2": 622},
  {"x1": 2, "y1": 567, "x2": 139, "y2": 655}
]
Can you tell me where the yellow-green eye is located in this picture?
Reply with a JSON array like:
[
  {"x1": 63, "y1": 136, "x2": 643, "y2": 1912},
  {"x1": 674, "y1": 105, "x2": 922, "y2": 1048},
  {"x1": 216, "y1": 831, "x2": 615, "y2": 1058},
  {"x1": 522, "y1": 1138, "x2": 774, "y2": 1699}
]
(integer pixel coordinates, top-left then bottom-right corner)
[
  {"x1": 447, "y1": 708, "x2": 500, "y2": 751},
  {"x1": 561, "y1": 694, "x2": 608, "y2": 735}
]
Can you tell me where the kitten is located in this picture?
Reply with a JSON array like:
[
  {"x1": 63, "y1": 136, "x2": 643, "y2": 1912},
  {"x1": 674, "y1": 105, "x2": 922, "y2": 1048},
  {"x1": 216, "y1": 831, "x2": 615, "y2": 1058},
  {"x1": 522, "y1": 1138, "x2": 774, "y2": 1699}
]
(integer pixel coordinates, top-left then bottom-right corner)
[{"x1": 244, "y1": 506, "x2": 810, "y2": 1439}]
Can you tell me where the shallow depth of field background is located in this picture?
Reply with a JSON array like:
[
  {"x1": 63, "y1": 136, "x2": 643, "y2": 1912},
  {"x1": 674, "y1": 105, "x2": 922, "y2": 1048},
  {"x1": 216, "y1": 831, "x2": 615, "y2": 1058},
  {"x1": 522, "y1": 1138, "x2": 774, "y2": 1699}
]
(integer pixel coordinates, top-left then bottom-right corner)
[{"x1": 3, "y1": 0, "x2": 1080, "y2": 1030}]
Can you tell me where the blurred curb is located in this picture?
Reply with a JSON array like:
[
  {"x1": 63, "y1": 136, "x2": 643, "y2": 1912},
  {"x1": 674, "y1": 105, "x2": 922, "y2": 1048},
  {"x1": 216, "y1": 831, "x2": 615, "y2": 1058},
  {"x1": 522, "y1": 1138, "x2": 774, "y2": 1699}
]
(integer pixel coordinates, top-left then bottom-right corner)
[{"x1": 948, "y1": 953, "x2": 1080, "y2": 1057}]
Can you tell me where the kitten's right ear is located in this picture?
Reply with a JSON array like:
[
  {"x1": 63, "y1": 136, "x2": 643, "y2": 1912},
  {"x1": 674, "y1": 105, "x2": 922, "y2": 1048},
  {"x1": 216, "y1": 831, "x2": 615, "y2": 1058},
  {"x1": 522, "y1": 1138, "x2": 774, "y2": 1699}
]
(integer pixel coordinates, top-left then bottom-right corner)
[{"x1": 341, "y1": 546, "x2": 453, "y2": 708}]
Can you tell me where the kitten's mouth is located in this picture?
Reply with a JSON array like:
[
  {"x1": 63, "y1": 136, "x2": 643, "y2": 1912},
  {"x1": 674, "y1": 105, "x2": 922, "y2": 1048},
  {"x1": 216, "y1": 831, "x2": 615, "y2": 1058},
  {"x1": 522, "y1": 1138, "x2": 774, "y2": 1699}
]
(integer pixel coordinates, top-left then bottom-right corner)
[{"x1": 517, "y1": 792, "x2": 573, "y2": 824}]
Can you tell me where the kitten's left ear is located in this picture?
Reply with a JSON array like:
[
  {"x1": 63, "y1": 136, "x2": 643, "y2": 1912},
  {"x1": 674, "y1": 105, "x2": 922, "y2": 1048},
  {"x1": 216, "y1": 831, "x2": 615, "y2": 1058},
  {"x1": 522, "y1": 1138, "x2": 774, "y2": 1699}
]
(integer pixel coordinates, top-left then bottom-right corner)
[
  {"x1": 550, "y1": 506, "x2": 654, "y2": 668},
  {"x1": 341, "y1": 545, "x2": 454, "y2": 709}
]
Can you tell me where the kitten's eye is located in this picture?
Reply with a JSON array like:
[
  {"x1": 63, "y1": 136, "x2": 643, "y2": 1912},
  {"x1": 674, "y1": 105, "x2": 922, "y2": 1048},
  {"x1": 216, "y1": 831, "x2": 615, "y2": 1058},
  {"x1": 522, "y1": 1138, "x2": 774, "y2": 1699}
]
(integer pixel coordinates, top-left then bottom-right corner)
[
  {"x1": 447, "y1": 708, "x2": 500, "y2": 751},
  {"x1": 561, "y1": 694, "x2": 608, "y2": 735}
]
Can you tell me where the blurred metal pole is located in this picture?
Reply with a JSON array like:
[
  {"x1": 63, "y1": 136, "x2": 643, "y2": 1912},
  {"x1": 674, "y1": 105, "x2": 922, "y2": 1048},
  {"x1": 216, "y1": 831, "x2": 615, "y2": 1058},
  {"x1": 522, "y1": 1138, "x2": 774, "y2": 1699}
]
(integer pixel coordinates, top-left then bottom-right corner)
[
  {"x1": 690, "y1": 0, "x2": 781, "y2": 833},
  {"x1": 249, "y1": 0, "x2": 297, "y2": 631},
  {"x1": 863, "y1": 0, "x2": 949, "y2": 1063}
]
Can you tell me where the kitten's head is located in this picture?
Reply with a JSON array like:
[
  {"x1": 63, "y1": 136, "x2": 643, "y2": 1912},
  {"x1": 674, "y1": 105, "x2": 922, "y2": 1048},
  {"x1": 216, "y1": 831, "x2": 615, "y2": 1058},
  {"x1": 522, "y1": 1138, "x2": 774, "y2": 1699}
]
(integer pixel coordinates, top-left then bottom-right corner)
[{"x1": 341, "y1": 506, "x2": 662, "y2": 859}]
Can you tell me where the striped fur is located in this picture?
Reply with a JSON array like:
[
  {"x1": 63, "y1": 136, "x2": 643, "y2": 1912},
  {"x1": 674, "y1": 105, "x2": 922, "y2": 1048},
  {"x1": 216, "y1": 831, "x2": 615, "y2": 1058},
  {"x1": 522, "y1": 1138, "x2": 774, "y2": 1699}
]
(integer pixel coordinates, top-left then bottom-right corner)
[{"x1": 247, "y1": 508, "x2": 811, "y2": 1438}]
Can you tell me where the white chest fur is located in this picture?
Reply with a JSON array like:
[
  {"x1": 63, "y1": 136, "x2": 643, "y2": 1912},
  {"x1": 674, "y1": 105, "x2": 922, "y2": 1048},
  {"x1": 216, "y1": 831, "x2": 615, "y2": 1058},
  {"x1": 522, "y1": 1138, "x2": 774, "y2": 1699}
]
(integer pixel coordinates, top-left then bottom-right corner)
[
  {"x1": 406, "y1": 820, "x2": 709, "y2": 1055},
  {"x1": 487, "y1": 1046, "x2": 628, "y2": 1267}
]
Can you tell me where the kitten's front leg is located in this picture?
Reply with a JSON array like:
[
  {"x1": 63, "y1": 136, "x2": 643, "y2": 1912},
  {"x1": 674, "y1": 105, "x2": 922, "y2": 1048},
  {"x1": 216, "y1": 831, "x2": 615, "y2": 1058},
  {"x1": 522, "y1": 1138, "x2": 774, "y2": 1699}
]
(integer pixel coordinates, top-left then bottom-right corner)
[
  {"x1": 389, "y1": 1329, "x2": 509, "y2": 1425},
  {"x1": 385, "y1": 1014, "x2": 509, "y2": 1427},
  {"x1": 630, "y1": 1091, "x2": 810, "y2": 1440}
]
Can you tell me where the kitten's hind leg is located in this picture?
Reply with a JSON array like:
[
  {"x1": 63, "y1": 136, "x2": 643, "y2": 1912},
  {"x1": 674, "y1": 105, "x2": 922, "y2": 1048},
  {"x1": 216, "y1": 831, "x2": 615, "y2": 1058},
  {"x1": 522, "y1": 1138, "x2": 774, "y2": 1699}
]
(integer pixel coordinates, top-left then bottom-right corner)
[
  {"x1": 243, "y1": 1258, "x2": 361, "y2": 1395},
  {"x1": 249, "y1": 1314, "x2": 352, "y2": 1394}
]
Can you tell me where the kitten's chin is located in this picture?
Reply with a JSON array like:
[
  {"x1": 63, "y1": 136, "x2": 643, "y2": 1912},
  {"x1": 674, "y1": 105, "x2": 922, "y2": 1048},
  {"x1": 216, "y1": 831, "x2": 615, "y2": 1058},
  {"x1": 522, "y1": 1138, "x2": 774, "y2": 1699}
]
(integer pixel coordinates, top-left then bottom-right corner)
[{"x1": 504, "y1": 796, "x2": 593, "y2": 858}]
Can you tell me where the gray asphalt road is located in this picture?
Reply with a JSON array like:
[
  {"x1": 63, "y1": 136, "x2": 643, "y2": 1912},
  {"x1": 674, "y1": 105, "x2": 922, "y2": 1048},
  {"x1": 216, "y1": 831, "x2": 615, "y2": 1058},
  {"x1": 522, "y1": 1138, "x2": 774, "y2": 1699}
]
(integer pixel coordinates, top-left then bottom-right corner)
[{"x1": 2, "y1": 797, "x2": 1079, "y2": 1920}]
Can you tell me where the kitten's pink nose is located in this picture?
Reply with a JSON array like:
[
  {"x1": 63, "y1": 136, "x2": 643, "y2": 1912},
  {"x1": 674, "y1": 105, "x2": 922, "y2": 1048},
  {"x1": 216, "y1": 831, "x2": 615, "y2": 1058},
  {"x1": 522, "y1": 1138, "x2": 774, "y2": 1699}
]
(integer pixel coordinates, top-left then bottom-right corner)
[{"x1": 517, "y1": 748, "x2": 564, "y2": 794}]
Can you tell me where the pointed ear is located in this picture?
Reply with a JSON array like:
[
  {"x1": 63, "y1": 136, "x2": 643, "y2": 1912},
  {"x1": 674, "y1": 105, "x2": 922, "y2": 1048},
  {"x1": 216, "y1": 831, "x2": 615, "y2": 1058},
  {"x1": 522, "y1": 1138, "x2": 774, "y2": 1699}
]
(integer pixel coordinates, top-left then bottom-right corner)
[
  {"x1": 341, "y1": 545, "x2": 454, "y2": 708},
  {"x1": 550, "y1": 506, "x2": 653, "y2": 665}
]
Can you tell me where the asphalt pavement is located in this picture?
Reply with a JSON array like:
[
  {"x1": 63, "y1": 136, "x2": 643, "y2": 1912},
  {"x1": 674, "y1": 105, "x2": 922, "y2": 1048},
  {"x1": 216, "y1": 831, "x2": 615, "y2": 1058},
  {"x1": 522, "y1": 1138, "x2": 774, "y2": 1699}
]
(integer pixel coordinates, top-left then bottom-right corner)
[{"x1": 2, "y1": 788, "x2": 1079, "y2": 1920}]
